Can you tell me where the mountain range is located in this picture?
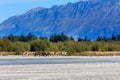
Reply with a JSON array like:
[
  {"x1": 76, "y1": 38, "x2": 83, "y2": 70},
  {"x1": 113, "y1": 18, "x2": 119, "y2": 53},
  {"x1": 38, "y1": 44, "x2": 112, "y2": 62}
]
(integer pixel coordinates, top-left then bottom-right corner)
[{"x1": 0, "y1": 0, "x2": 120, "y2": 40}]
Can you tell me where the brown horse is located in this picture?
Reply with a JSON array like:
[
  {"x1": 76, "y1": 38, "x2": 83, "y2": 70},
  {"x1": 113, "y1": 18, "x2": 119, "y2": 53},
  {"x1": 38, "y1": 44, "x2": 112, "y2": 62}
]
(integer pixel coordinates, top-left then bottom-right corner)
[
  {"x1": 42, "y1": 51, "x2": 50, "y2": 56},
  {"x1": 34, "y1": 51, "x2": 42, "y2": 56}
]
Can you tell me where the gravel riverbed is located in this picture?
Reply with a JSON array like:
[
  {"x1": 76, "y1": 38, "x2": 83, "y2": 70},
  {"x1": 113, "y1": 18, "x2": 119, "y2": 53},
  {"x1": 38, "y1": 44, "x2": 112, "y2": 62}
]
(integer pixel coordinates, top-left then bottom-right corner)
[{"x1": 0, "y1": 56, "x2": 120, "y2": 80}]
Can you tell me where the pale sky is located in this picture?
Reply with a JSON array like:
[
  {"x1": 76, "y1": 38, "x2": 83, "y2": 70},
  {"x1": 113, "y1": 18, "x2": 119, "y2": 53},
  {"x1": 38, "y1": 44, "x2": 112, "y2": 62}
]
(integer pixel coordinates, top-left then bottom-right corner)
[{"x1": 0, "y1": 0, "x2": 83, "y2": 23}]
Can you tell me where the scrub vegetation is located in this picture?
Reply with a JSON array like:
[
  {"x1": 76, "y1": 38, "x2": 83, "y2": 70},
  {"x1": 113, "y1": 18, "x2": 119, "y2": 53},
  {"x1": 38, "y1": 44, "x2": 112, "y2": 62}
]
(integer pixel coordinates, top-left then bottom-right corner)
[{"x1": 0, "y1": 33, "x2": 120, "y2": 56}]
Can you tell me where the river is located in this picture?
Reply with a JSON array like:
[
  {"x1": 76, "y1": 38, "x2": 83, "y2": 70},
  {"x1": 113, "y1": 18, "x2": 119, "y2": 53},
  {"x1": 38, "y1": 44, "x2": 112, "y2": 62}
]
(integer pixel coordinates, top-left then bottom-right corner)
[{"x1": 0, "y1": 56, "x2": 120, "y2": 65}]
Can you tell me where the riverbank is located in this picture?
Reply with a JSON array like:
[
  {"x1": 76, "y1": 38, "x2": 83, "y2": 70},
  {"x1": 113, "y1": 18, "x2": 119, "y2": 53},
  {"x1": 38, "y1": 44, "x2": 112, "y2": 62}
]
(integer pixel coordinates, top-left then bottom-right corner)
[
  {"x1": 0, "y1": 55, "x2": 120, "y2": 59},
  {"x1": 0, "y1": 63, "x2": 120, "y2": 80}
]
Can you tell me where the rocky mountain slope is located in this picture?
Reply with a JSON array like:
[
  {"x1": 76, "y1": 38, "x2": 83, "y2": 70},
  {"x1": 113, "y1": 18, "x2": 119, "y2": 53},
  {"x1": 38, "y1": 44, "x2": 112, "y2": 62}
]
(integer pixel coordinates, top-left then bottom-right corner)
[{"x1": 0, "y1": 0, "x2": 120, "y2": 39}]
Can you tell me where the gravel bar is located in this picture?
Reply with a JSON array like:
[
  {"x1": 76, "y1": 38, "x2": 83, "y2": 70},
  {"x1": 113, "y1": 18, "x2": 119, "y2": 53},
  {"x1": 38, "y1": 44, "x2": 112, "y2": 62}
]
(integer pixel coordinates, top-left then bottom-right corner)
[{"x1": 0, "y1": 63, "x2": 120, "y2": 80}]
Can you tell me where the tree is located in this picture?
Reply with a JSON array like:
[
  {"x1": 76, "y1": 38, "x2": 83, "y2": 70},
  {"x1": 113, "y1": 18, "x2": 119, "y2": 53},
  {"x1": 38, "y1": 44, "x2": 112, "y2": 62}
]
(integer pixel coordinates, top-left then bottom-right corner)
[
  {"x1": 117, "y1": 34, "x2": 120, "y2": 41},
  {"x1": 84, "y1": 36, "x2": 90, "y2": 41},
  {"x1": 96, "y1": 36, "x2": 102, "y2": 41},
  {"x1": 7, "y1": 34, "x2": 14, "y2": 42},
  {"x1": 20, "y1": 34, "x2": 27, "y2": 42},
  {"x1": 78, "y1": 37, "x2": 84, "y2": 42},
  {"x1": 49, "y1": 32, "x2": 69, "y2": 42},
  {"x1": 111, "y1": 34, "x2": 116, "y2": 41},
  {"x1": 102, "y1": 36, "x2": 108, "y2": 41},
  {"x1": 60, "y1": 32, "x2": 69, "y2": 42},
  {"x1": 70, "y1": 36, "x2": 74, "y2": 41},
  {"x1": 49, "y1": 34, "x2": 56, "y2": 42},
  {"x1": 39, "y1": 36, "x2": 48, "y2": 40},
  {"x1": 27, "y1": 33, "x2": 37, "y2": 41}
]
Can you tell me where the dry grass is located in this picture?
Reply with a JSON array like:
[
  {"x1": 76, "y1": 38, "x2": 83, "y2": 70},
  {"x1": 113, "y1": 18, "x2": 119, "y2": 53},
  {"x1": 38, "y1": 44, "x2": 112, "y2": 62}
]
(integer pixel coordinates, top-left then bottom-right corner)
[
  {"x1": 0, "y1": 51, "x2": 120, "y2": 56},
  {"x1": 0, "y1": 52, "x2": 35, "y2": 56},
  {"x1": 0, "y1": 52, "x2": 15, "y2": 56},
  {"x1": 81, "y1": 51, "x2": 120, "y2": 56}
]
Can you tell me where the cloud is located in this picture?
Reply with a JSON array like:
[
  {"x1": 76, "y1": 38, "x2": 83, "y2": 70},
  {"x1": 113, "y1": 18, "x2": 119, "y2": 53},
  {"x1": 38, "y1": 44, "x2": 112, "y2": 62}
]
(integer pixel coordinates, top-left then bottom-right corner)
[{"x1": 0, "y1": 0, "x2": 44, "y2": 5}]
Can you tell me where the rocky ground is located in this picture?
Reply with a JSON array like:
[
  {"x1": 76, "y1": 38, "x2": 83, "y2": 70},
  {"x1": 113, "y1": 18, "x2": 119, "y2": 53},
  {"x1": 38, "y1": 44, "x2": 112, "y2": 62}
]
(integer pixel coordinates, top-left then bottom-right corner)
[{"x1": 0, "y1": 62, "x2": 120, "y2": 80}]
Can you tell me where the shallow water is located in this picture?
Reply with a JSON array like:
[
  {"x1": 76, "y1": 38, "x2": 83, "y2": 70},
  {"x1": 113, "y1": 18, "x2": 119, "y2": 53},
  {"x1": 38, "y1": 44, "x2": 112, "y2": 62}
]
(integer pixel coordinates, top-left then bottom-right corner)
[{"x1": 0, "y1": 57, "x2": 120, "y2": 65}]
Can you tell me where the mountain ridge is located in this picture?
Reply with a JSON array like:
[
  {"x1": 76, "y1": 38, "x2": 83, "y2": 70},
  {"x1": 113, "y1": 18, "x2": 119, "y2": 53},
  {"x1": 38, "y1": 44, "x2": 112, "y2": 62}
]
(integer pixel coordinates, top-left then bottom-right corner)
[{"x1": 0, "y1": 0, "x2": 120, "y2": 40}]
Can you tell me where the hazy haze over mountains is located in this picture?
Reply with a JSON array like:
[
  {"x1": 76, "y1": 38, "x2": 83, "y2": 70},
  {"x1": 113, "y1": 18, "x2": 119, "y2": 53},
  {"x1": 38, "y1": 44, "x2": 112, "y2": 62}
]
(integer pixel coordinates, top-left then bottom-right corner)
[{"x1": 0, "y1": 0, "x2": 120, "y2": 40}]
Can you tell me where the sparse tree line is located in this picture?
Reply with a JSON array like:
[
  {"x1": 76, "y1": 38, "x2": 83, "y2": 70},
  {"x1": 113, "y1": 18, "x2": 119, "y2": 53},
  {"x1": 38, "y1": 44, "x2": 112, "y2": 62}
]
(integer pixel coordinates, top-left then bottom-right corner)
[{"x1": 0, "y1": 33, "x2": 120, "y2": 55}]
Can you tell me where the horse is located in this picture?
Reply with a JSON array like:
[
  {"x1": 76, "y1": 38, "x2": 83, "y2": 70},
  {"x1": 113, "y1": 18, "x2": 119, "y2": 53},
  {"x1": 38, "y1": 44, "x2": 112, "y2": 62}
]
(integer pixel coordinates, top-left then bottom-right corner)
[
  {"x1": 55, "y1": 52, "x2": 62, "y2": 56},
  {"x1": 42, "y1": 51, "x2": 50, "y2": 56},
  {"x1": 55, "y1": 51, "x2": 68, "y2": 56},
  {"x1": 48, "y1": 52, "x2": 55, "y2": 56},
  {"x1": 23, "y1": 51, "x2": 29, "y2": 56},
  {"x1": 34, "y1": 51, "x2": 42, "y2": 56},
  {"x1": 61, "y1": 51, "x2": 67, "y2": 56}
]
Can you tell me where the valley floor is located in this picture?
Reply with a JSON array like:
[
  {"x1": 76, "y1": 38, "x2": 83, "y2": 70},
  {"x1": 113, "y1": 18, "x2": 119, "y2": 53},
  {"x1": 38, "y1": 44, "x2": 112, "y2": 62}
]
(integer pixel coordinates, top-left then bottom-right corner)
[{"x1": 0, "y1": 56, "x2": 120, "y2": 80}]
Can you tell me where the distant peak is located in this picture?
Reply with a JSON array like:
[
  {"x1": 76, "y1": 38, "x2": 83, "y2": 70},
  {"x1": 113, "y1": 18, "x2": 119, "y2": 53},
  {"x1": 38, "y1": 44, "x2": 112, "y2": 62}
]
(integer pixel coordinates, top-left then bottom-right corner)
[
  {"x1": 25, "y1": 7, "x2": 45, "y2": 14},
  {"x1": 93, "y1": 0, "x2": 119, "y2": 2}
]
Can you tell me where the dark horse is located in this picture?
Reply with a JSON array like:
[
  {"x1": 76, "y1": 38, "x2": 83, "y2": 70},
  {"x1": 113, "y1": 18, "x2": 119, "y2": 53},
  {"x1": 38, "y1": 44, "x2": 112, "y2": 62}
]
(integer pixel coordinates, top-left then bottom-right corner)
[
  {"x1": 34, "y1": 51, "x2": 42, "y2": 56},
  {"x1": 34, "y1": 51, "x2": 50, "y2": 56},
  {"x1": 42, "y1": 51, "x2": 50, "y2": 56}
]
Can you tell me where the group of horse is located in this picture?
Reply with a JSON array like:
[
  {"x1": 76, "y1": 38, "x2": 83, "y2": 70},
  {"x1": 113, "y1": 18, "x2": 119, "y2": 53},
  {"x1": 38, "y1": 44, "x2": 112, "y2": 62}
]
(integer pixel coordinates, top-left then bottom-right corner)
[
  {"x1": 34, "y1": 51, "x2": 49, "y2": 56},
  {"x1": 23, "y1": 51, "x2": 67, "y2": 56}
]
